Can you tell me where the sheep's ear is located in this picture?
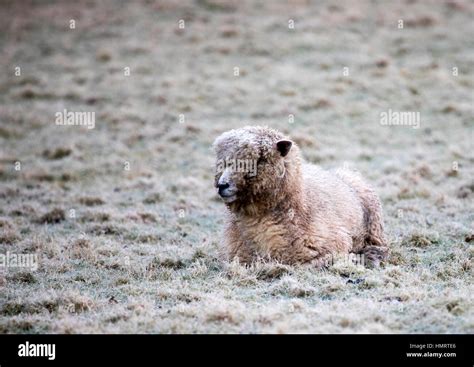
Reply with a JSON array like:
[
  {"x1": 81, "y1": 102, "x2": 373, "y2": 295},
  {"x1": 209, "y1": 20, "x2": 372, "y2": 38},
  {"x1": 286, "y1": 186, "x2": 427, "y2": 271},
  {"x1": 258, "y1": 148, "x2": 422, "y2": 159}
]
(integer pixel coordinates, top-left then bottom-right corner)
[{"x1": 276, "y1": 140, "x2": 292, "y2": 157}]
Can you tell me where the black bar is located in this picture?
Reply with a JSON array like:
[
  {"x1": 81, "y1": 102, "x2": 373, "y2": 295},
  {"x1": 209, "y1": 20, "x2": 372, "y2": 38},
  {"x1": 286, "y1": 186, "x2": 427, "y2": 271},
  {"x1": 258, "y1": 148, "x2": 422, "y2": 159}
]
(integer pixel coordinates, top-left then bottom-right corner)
[{"x1": 0, "y1": 334, "x2": 472, "y2": 366}]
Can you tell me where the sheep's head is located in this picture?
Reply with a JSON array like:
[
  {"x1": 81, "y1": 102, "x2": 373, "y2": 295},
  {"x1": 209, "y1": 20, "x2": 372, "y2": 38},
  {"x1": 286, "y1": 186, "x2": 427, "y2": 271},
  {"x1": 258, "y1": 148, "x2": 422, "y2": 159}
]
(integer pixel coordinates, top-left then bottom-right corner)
[{"x1": 213, "y1": 126, "x2": 295, "y2": 209}]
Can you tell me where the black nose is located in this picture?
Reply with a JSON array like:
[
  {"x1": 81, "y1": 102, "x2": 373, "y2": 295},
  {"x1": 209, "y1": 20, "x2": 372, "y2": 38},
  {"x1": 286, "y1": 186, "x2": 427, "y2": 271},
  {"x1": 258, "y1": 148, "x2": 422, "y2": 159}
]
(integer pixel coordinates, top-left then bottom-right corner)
[{"x1": 218, "y1": 183, "x2": 229, "y2": 194}]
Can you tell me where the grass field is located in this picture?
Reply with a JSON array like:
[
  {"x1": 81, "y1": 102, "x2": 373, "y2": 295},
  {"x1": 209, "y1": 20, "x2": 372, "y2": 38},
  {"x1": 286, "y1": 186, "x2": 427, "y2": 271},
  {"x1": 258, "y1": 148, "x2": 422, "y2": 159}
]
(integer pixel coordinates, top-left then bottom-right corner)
[{"x1": 0, "y1": 0, "x2": 473, "y2": 333}]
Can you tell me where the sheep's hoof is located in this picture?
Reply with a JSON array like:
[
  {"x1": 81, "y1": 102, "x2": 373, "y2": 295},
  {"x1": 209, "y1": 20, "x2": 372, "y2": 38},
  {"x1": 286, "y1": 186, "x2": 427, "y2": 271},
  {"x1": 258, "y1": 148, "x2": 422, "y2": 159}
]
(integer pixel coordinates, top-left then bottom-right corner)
[{"x1": 360, "y1": 245, "x2": 389, "y2": 268}]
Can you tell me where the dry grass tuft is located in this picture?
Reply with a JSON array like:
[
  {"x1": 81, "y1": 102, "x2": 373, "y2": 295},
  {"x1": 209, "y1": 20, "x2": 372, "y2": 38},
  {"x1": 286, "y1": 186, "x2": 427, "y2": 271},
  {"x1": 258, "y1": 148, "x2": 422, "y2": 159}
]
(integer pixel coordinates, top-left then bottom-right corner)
[{"x1": 37, "y1": 208, "x2": 66, "y2": 224}]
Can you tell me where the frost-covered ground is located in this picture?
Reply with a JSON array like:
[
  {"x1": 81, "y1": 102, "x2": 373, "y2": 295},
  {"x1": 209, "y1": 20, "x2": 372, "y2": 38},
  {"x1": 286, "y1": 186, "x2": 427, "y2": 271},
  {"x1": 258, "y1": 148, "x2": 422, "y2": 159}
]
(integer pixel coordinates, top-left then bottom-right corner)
[{"x1": 0, "y1": 0, "x2": 472, "y2": 333}]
